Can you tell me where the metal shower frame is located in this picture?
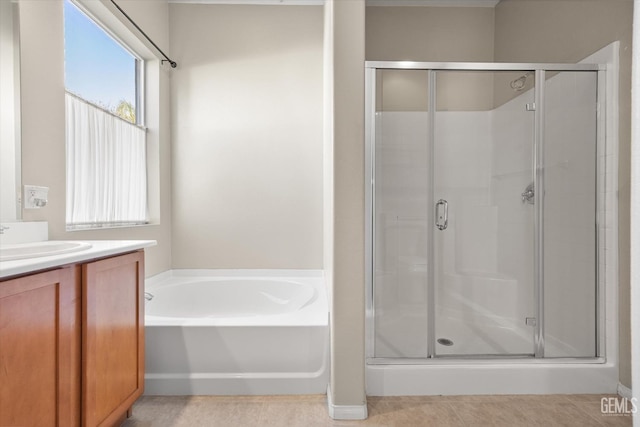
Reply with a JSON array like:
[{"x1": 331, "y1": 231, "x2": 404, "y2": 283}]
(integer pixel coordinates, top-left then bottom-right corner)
[{"x1": 364, "y1": 61, "x2": 606, "y2": 363}]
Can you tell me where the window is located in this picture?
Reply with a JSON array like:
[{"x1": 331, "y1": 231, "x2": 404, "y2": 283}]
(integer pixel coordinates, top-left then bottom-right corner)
[
  {"x1": 64, "y1": 0, "x2": 139, "y2": 124},
  {"x1": 64, "y1": 0, "x2": 147, "y2": 229}
]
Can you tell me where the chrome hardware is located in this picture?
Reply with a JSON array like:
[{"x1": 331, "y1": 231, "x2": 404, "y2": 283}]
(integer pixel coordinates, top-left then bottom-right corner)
[
  {"x1": 0, "y1": 225, "x2": 9, "y2": 235},
  {"x1": 144, "y1": 292, "x2": 154, "y2": 301},
  {"x1": 526, "y1": 102, "x2": 536, "y2": 111},
  {"x1": 435, "y1": 199, "x2": 448, "y2": 231},
  {"x1": 521, "y1": 182, "x2": 535, "y2": 204},
  {"x1": 526, "y1": 317, "x2": 537, "y2": 327}
]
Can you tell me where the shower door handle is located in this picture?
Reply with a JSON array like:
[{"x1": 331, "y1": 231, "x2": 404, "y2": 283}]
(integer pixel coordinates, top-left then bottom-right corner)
[{"x1": 435, "y1": 199, "x2": 448, "y2": 231}]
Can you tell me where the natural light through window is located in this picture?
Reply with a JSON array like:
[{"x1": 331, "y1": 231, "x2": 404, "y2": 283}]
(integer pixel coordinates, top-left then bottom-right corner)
[
  {"x1": 64, "y1": 0, "x2": 138, "y2": 123},
  {"x1": 64, "y1": 0, "x2": 148, "y2": 229}
]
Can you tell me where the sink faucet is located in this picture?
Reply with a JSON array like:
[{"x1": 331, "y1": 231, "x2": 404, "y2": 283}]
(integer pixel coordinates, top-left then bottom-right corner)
[{"x1": 0, "y1": 225, "x2": 9, "y2": 235}]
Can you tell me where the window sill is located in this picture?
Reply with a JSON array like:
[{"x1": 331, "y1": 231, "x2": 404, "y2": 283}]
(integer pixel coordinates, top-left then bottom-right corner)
[{"x1": 66, "y1": 221, "x2": 154, "y2": 232}]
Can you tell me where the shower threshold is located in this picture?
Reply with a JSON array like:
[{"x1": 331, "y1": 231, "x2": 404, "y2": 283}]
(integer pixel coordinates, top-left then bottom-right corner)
[
  {"x1": 367, "y1": 356, "x2": 605, "y2": 365},
  {"x1": 366, "y1": 356, "x2": 613, "y2": 395}
]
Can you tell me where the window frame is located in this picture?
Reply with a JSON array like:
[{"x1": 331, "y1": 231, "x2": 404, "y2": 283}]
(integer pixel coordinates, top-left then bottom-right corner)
[
  {"x1": 64, "y1": 0, "x2": 150, "y2": 231},
  {"x1": 64, "y1": 0, "x2": 145, "y2": 127}
]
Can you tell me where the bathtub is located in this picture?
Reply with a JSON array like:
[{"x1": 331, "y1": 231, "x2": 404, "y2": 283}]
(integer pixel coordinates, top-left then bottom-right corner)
[{"x1": 144, "y1": 270, "x2": 329, "y2": 395}]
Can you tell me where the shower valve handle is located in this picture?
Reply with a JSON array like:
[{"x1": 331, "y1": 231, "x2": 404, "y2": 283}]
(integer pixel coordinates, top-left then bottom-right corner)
[
  {"x1": 521, "y1": 183, "x2": 535, "y2": 205},
  {"x1": 521, "y1": 189, "x2": 534, "y2": 203}
]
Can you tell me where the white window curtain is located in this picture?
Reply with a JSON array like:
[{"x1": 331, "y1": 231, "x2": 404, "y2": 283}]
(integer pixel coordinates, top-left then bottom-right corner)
[{"x1": 65, "y1": 92, "x2": 148, "y2": 228}]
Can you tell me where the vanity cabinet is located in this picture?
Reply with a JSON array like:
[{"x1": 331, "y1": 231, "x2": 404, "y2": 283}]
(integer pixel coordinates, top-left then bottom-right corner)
[
  {"x1": 0, "y1": 250, "x2": 145, "y2": 427},
  {"x1": 83, "y1": 251, "x2": 145, "y2": 427},
  {"x1": 0, "y1": 266, "x2": 81, "y2": 427}
]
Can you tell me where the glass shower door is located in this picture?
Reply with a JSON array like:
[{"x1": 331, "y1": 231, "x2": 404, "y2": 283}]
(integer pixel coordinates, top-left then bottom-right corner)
[
  {"x1": 432, "y1": 70, "x2": 537, "y2": 357},
  {"x1": 370, "y1": 65, "x2": 600, "y2": 361},
  {"x1": 372, "y1": 69, "x2": 431, "y2": 358},
  {"x1": 542, "y1": 71, "x2": 598, "y2": 358}
]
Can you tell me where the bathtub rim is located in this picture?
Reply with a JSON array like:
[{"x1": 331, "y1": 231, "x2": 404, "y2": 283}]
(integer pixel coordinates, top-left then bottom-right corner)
[
  {"x1": 144, "y1": 269, "x2": 328, "y2": 327},
  {"x1": 147, "y1": 268, "x2": 325, "y2": 283}
]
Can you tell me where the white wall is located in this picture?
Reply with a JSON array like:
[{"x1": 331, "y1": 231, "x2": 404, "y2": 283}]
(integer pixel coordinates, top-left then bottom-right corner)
[{"x1": 169, "y1": 4, "x2": 324, "y2": 269}]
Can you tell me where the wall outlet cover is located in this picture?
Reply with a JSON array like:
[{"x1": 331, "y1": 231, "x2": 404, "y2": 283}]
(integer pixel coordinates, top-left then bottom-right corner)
[{"x1": 24, "y1": 185, "x2": 49, "y2": 209}]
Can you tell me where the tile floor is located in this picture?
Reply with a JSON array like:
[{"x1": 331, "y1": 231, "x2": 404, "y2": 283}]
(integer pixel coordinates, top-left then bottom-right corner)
[{"x1": 122, "y1": 394, "x2": 634, "y2": 427}]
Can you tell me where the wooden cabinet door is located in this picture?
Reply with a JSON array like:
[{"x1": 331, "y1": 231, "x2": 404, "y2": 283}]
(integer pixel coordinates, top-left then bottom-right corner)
[
  {"x1": 0, "y1": 266, "x2": 81, "y2": 427},
  {"x1": 82, "y1": 251, "x2": 145, "y2": 427}
]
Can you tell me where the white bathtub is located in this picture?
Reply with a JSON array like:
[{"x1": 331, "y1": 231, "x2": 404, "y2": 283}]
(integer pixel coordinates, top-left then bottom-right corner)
[{"x1": 144, "y1": 270, "x2": 329, "y2": 395}]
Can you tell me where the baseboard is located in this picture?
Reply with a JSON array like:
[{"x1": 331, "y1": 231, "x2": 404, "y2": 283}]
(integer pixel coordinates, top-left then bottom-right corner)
[
  {"x1": 617, "y1": 383, "x2": 632, "y2": 399},
  {"x1": 326, "y1": 384, "x2": 368, "y2": 420}
]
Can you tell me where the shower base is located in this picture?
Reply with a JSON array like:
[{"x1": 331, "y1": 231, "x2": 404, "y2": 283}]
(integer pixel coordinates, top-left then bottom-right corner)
[{"x1": 366, "y1": 361, "x2": 617, "y2": 396}]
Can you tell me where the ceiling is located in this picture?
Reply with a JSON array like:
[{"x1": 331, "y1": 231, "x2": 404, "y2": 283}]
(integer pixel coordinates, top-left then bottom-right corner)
[
  {"x1": 167, "y1": 0, "x2": 501, "y2": 7},
  {"x1": 367, "y1": 0, "x2": 499, "y2": 5}
]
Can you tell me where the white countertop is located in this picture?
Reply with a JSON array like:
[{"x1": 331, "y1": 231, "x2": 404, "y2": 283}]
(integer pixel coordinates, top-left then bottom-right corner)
[{"x1": 0, "y1": 240, "x2": 157, "y2": 280}]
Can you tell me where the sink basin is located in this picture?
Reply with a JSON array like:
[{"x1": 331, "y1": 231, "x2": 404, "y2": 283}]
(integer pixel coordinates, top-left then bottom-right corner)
[{"x1": 0, "y1": 241, "x2": 92, "y2": 261}]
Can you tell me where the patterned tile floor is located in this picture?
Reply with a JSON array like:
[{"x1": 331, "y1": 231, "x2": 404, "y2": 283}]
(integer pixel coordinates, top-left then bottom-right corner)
[{"x1": 122, "y1": 394, "x2": 634, "y2": 427}]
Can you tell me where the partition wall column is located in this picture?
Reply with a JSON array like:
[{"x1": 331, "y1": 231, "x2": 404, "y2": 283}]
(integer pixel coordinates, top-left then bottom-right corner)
[{"x1": 325, "y1": 0, "x2": 367, "y2": 420}]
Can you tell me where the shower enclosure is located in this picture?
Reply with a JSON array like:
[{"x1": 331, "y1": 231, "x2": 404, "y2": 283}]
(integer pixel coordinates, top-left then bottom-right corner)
[{"x1": 365, "y1": 61, "x2": 606, "y2": 365}]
